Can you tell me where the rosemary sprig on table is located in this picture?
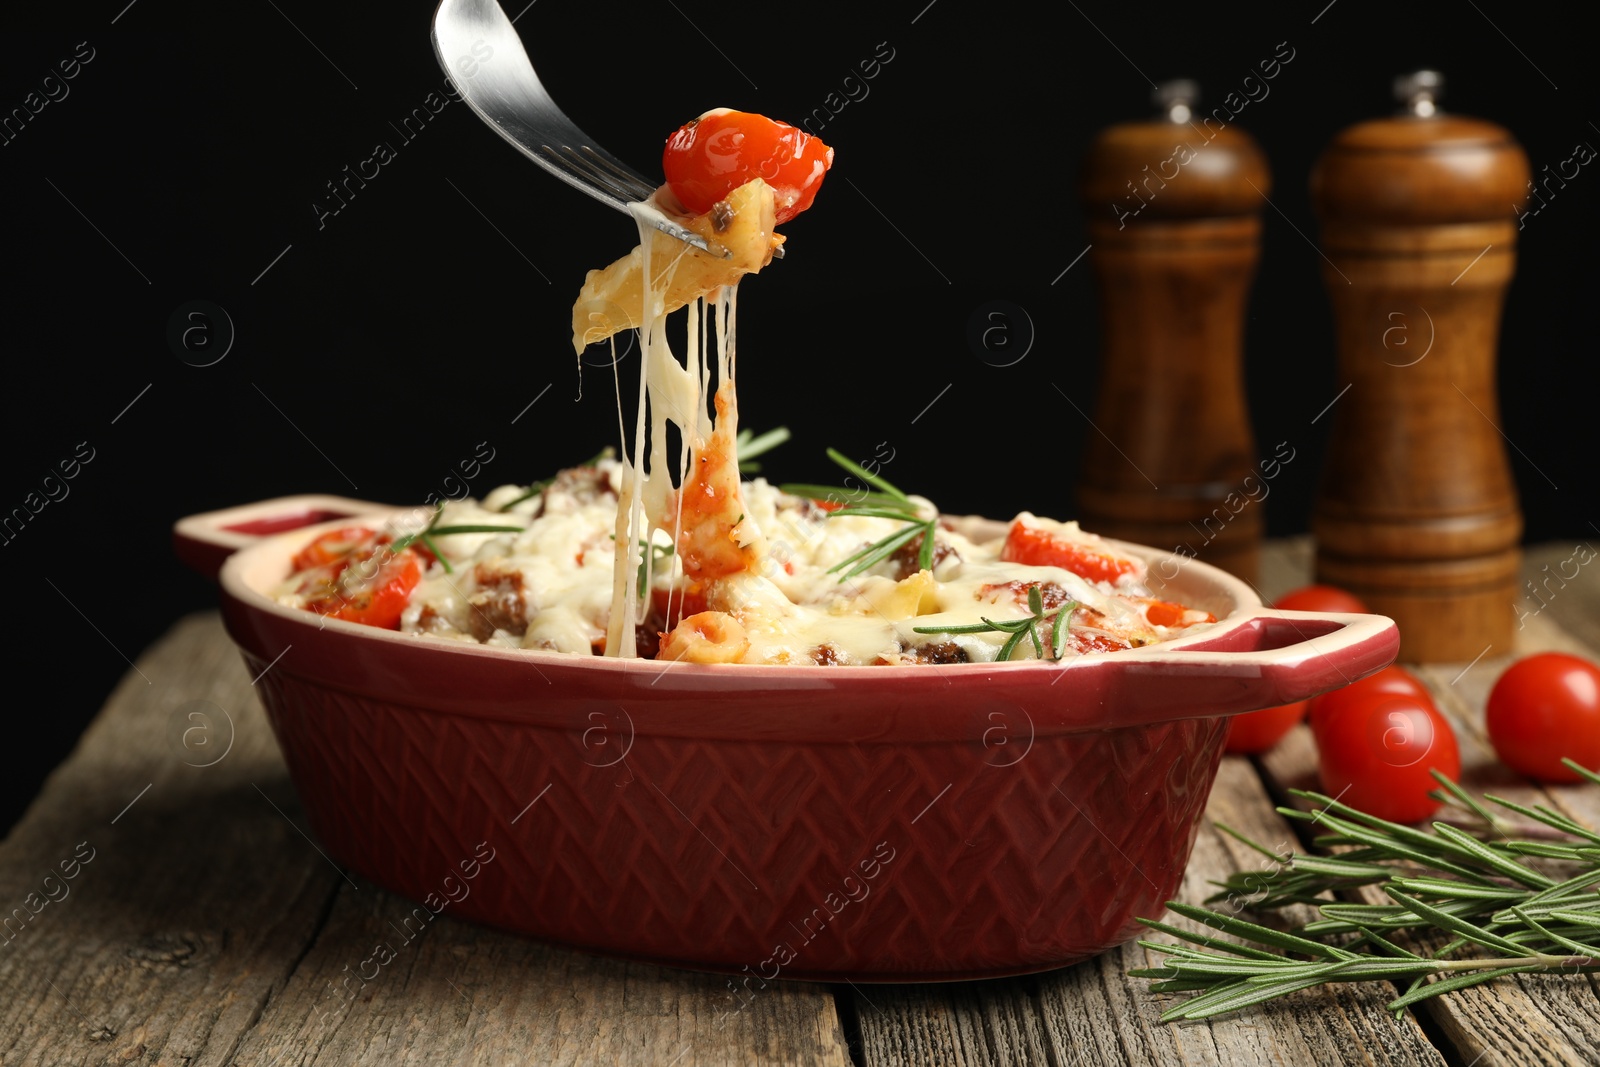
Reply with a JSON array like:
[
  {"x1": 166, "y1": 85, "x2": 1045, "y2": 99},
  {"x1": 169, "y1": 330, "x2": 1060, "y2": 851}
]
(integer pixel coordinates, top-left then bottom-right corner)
[
  {"x1": 779, "y1": 449, "x2": 938, "y2": 580},
  {"x1": 913, "y1": 585, "x2": 1077, "y2": 661},
  {"x1": 1132, "y1": 761, "x2": 1600, "y2": 1022},
  {"x1": 389, "y1": 505, "x2": 522, "y2": 575}
]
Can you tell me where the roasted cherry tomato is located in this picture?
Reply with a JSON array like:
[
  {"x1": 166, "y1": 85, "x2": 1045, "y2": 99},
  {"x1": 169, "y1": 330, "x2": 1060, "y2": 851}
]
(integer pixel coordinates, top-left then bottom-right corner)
[
  {"x1": 1000, "y1": 520, "x2": 1138, "y2": 585},
  {"x1": 291, "y1": 526, "x2": 382, "y2": 574},
  {"x1": 1485, "y1": 652, "x2": 1600, "y2": 782},
  {"x1": 302, "y1": 545, "x2": 422, "y2": 630},
  {"x1": 663, "y1": 109, "x2": 833, "y2": 224},
  {"x1": 1224, "y1": 701, "x2": 1309, "y2": 754},
  {"x1": 1308, "y1": 664, "x2": 1434, "y2": 735},
  {"x1": 1273, "y1": 584, "x2": 1370, "y2": 614},
  {"x1": 1313, "y1": 692, "x2": 1459, "y2": 823}
]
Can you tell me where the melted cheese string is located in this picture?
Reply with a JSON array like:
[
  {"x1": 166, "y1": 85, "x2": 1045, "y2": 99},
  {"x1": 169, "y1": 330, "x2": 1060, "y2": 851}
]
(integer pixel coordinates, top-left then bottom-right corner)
[{"x1": 605, "y1": 205, "x2": 747, "y2": 657}]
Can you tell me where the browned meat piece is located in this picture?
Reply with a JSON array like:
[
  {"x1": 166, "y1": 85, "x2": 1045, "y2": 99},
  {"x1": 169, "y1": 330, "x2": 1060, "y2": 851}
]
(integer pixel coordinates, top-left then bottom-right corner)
[
  {"x1": 977, "y1": 581, "x2": 1073, "y2": 610},
  {"x1": 466, "y1": 564, "x2": 528, "y2": 641},
  {"x1": 904, "y1": 641, "x2": 969, "y2": 664},
  {"x1": 810, "y1": 643, "x2": 844, "y2": 665},
  {"x1": 889, "y1": 531, "x2": 960, "y2": 580},
  {"x1": 541, "y1": 462, "x2": 616, "y2": 513}
]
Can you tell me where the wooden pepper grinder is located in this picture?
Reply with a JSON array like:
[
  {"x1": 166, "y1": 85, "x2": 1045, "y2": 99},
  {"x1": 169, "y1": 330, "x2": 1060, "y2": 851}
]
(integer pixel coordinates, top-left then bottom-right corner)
[
  {"x1": 1078, "y1": 80, "x2": 1268, "y2": 586},
  {"x1": 1311, "y1": 71, "x2": 1529, "y2": 662}
]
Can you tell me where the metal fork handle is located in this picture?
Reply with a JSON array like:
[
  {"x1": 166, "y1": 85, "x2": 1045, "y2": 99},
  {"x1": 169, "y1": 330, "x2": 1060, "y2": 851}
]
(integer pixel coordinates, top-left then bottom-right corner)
[{"x1": 431, "y1": 0, "x2": 717, "y2": 254}]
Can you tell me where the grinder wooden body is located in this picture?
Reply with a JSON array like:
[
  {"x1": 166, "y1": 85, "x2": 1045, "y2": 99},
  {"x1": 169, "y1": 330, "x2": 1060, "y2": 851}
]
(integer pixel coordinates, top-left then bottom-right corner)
[
  {"x1": 1078, "y1": 106, "x2": 1269, "y2": 585},
  {"x1": 1311, "y1": 107, "x2": 1529, "y2": 662}
]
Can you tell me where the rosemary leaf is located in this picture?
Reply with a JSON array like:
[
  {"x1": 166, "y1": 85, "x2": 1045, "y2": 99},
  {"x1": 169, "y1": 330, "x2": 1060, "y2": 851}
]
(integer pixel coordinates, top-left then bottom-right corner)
[
  {"x1": 827, "y1": 523, "x2": 925, "y2": 580},
  {"x1": 1380, "y1": 890, "x2": 1531, "y2": 955},
  {"x1": 1385, "y1": 965, "x2": 1543, "y2": 1011},
  {"x1": 825, "y1": 447, "x2": 907, "y2": 499},
  {"x1": 736, "y1": 426, "x2": 790, "y2": 473},
  {"x1": 1511, "y1": 907, "x2": 1600, "y2": 957}
]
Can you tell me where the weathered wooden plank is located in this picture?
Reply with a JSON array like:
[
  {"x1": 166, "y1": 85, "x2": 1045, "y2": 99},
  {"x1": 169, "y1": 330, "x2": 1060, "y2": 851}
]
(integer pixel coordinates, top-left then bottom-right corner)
[
  {"x1": 228, "y1": 885, "x2": 852, "y2": 1067},
  {"x1": 0, "y1": 613, "x2": 851, "y2": 1067},
  {"x1": 0, "y1": 613, "x2": 340, "y2": 1067},
  {"x1": 840, "y1": 979, "x2": 1055, "y2": 1067},
  {"x1": 1255, "y1": 542, "x2": 1600, "y2": 1067}
]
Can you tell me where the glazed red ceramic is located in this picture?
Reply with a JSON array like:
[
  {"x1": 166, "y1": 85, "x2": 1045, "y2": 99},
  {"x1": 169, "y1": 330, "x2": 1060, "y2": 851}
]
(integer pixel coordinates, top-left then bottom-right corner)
[{"x1": 175, "y1": 496, "x2": 1398, "y2": 981}]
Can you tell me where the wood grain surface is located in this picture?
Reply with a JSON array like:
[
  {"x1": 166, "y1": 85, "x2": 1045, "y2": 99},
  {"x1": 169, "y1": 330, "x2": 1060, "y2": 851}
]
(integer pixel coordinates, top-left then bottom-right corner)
[{"x1": 1, "y1": 540, "x2": 1594, "y2": 1066}]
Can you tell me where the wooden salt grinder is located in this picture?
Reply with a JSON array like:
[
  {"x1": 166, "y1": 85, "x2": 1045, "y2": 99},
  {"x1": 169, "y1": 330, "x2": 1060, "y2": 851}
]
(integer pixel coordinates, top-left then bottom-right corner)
[
  {"x1": 1311, "y1": 72, "x2": 1529, "y2": 662},
  {"x1": 1078, "y1": 80, "x2": 1268, "y2": 586}
]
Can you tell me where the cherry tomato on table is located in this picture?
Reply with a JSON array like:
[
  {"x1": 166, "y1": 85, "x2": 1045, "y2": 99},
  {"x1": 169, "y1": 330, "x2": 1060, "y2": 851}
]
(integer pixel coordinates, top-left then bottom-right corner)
[
  {"x1": 663, "y1": 109, "x2": 833, "y2": 224},
  {"x1": 1308, "y1": 664, "x2": 1434, "y2": 734},
  {"x1": 1272, "y1": 584, "x2": 1370, "y2": 615},
  {"x1": 1312, "y1": 691, "x2": 1460, "y2": 823},
  {"x1": 1486, "y1": 652, "x2": 1600, "y2": 782},
  {"x1": 1224, "y1": 584, "x2": 1370, "y2": 754},
  {"x1": 1224, "y1": 701, "x2": 1308, "y2": 754}
]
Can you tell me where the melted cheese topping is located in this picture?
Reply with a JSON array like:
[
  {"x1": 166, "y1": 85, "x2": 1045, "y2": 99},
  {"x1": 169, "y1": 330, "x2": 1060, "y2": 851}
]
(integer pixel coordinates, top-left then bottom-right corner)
[{"x1": 329, "y1": 471, "x2": 1214, "y2": 665}]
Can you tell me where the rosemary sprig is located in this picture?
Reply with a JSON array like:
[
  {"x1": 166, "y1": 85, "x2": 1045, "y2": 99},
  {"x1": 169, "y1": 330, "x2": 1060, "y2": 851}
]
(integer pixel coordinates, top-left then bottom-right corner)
[
  {"x1": 496, "y1": 447, "x2": 614, "y2": 512},
  {"x1": 735, "y1": 426, "x2": 790, "y2": 473},
  {"x1": 913, "y1": 585, "x2": 1078, "y2": 661},
  {"x1": 390, "y1": 504, "x2": 522, "y2": 575},
  {"x1": 1133, "y1": 760, "x2": 1600, "y2": 1022},
  {"x1": 779, "y1": 448, "x2": 938, "y2": 581}
]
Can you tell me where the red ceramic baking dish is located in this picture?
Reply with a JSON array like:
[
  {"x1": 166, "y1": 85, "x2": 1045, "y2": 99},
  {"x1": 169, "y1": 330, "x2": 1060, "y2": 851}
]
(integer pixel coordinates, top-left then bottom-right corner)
[{"x1": 175, "y1": 495, "x2": 1398, "y2": 982}]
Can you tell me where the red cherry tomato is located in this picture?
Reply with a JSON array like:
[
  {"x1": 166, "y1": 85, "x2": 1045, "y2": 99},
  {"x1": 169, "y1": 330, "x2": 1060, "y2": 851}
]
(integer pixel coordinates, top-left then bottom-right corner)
[
  {"x1": 999, "y1": 519, "x2": 1139, "y2": 585},
  {"x1": 663, "y1": 109, "x2": 833, "y2": 224},
  {"x1": 1225, "y1": 701, "x2": 1308, "y2": 754},
  {"x1": 291, "y1": 526, "x2": 382, "y2": 573},
  {"x1": 1313, "y1": 692, "x2": 1460, "y2": 823},
  {"x1": 1308, "y1": 664, "x2": 1434, "y2": 735},
  {"x1": 1221, "y1": 586, "x2": 1373, "y2": 755},
  {"x1": 291, "y1": 528, "x2": 423, "y2": 630},
  {"x1": 1273, "y1": 584, "x2": 1370, "y2": 614},
  {"x1": 302, "y1": 545, "x2": 422, "y2": 630},
  {"x1": 1485, "y1": 653, "x2": 1600, "y2": 782}
]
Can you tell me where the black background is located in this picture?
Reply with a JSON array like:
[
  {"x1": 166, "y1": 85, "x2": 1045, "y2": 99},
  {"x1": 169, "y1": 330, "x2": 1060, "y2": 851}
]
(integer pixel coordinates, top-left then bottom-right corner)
[{"x1": 2, "y1": 0, "x2": 1594, "y2": 834}]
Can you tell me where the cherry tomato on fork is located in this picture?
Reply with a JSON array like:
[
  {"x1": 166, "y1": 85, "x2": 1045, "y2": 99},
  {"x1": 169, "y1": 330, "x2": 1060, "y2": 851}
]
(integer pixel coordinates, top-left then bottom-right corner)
[
  {"x1": 1485, "y1": 653, "x2": 1600, "y2": 782},
  {"x1": 663, "y1": 109, "x2": 834, "y2": 224}
]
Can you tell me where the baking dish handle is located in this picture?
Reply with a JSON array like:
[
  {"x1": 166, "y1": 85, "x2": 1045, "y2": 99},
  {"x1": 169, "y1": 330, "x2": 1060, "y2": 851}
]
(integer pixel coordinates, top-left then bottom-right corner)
[
  {"x1": 172, "y1": 494, "x2": 402, "y2": 581},
  {"x1": 1108, "y1": 610, "x2": 1403, "y2": 717}
]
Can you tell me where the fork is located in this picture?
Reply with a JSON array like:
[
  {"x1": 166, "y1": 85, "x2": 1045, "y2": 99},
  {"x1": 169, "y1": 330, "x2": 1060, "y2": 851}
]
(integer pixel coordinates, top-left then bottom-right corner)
[{"x1": 430, "y1": 0, "x2": 722, "y2": 256}]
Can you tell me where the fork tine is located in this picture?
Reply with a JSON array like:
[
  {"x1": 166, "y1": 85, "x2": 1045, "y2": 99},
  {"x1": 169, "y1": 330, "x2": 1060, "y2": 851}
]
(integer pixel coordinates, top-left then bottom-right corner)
[
  {"x1": 541, "y1": 146, "x2": 656, "y2": 203},
  {"x1": 433, "y1": 0, "x2": 725, "y2": 255},
  {"x1": 578, "y1": 148, "x2": 660, "y2": 202}
]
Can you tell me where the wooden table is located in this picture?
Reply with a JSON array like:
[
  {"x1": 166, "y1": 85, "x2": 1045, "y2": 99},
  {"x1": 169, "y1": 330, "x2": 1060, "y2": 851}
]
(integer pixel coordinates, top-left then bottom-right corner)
[{"x1": 4, "y1": 540, "x2": 1597, "y2": 1066}]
